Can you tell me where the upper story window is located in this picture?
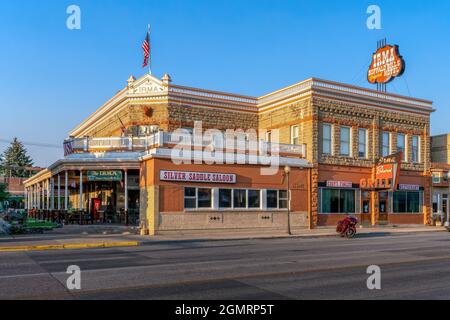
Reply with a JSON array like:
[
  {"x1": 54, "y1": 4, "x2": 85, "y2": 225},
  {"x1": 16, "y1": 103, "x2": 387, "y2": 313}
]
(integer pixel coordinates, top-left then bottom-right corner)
[
  {"x1": 397, "y1": 133, "x2": 406, "y2": 161},
  {"x1": 358, "y1": 128, "x2": 368, "y2": 158},
  {"x1": 340, "y1": 126, "x2": 351, "y2": 156},
  {"x1": 322, "y1": 124, "x2": 332, "y2": 155},
  {"x1": 265, "y1": 131, "x2": 272, "y2": 142},
  {"x1": 290, "y1": 125, "x2": 299, "y2": 145},
  {"x1": 381, "y1": 132, "x2": 391, "y2": 157},
  {"x1": 412, "y1": 135, "x2": 420, "y2": 163}
]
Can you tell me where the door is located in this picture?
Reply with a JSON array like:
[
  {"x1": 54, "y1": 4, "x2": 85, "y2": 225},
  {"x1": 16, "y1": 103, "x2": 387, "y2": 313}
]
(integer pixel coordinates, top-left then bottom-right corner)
[
  {"x1": 378, "y1": 192, "x2": 389, "y2": 224},
  {"x1": 361, "y1": 191, "x2": 371, "y2": 225},
  {"x1": 441, "y1": 198, "x2": 448, "y2": 226}
]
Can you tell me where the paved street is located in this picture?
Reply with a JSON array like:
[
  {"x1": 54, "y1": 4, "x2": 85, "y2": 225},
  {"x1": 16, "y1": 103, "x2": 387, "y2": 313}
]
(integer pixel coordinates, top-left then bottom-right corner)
[{"x1": 1, "y1": 231, "x2": 450, "y2": 300}]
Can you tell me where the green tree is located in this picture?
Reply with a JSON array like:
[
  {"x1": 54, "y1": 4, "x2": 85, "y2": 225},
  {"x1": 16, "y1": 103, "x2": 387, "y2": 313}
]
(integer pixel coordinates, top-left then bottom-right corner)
[
  {"x1": 0, "y1": 138, "x2": 33, "y2": 178},
  {"x1": 0, "y1": 183, "x2": 9, "y2": 202}
]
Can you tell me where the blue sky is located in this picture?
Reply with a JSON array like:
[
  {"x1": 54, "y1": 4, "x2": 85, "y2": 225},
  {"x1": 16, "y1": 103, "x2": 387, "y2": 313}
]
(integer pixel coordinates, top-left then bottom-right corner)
[{"x1": 0, "y1": 0, "x2": 449, "y2": 166}]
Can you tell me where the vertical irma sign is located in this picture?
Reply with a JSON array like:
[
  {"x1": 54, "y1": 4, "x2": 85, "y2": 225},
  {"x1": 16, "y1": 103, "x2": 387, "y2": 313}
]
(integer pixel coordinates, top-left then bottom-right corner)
[{"x1": 360, "y1": 152, "x2": 403, "y2": 190}]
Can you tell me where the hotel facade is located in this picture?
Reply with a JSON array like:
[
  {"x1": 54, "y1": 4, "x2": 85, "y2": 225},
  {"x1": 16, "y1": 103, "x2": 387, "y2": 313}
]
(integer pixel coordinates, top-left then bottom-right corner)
[{"x1": 24, "y1": 73, "x2": 434, "y2": 235}]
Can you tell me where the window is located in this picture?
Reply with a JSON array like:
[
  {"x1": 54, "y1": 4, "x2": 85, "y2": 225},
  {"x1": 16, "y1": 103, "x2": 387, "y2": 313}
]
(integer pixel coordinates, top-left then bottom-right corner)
[
  {"x1": 265, "y1": 131, "x2": 272, "y2": 142},
  {"x1": 267, "y1": 190, "x2": 278, "y2": 208},
  {"x1": 291, "y1": 125, "x2": 299, "y2": 145},
  {"x1": 184, "y1": 187, "x2": 212, "y2": 209},
  {"x1": 233, "y1": 189, "x2": 247, "y2": 208},
  {"x1": 320, "y1": 189, "x2": 356, "y2": 214},
  {"x1": 322, "y1": 124, "x2": 332, "y2": 155},
  {"x1": 397, "y1": 133, "x2": 406, "y2": 161},
  {"x1": 432, "y1": 173, "x2": 441, "y2": 184},
  {"x1": 393, "y1": 191, "x2": 422, "y2": 213},
  {"x1": 279, "y1": 190, "x2": 289, "y2": 209},
  {"x1": 184, "y1": 187, "x2": 196, "y2": 209},
  {"x1": 266, "y1": 190, "x2": 287, "y2": 209},
  {"x1": 358, "y1": 128, "x2": 367, "y2": 158},
  {"x1": 381, "y1": 132, "x2": 390, "y2": 157},
  {"x1": 340, "y1": 127, "x2": 351, "y2": 156},
  {"x1": 248, "y1": 190, "x2": 261, "y2": 208},
  {"x1": 412, "y1": 136, "x2": 420, "y2": 163},
  {"x1": 218, "y1": 189, "x2": 232, "y2": 208},
  {"x1": 197, "y1": 188, "x2": 212, "y2": 208}
]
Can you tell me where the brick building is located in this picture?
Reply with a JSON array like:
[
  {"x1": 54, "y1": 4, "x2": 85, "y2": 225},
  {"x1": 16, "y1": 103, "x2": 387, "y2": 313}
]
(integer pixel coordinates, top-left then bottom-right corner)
[
  {"x1": 430, "y1": 134, "x2": 450, "y2": 226},
  {"x1": 24, "y1": 74, "x2": 434, "y2": 234}
]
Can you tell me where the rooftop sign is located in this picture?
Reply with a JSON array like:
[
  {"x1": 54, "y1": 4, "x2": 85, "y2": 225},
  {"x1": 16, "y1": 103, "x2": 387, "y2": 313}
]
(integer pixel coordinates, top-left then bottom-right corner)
[{"x1": 368, "y1": 44, "x2": 405, "y2": 84}]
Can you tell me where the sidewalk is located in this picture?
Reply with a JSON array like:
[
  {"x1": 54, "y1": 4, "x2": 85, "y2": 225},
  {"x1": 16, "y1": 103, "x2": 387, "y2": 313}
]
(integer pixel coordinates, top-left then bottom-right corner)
[{"x1": 0, "y1": 224, "x2": 446, "y2": 252}]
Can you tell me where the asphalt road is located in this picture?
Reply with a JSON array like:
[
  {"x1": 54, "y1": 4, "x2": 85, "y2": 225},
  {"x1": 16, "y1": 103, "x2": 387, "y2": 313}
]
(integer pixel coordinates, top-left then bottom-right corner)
[{"x1": 1, "y1": 231, "x2": 450, "y2": 300}]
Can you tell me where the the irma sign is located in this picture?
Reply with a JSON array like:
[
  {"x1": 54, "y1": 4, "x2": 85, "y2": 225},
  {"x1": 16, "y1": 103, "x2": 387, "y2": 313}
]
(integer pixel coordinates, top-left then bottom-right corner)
[
  {"x1": 87, "y1": 170, "x2": 123, "y2": 181},
  {"x1": 368, "y1": 45, "x2": 405, "y2": 84},
  {"x1": 360, "y1": 152, "x2": 402, "y2": 191},
  {"x1": 160, "y1": 170, "x2": 236, "y2": 184}
]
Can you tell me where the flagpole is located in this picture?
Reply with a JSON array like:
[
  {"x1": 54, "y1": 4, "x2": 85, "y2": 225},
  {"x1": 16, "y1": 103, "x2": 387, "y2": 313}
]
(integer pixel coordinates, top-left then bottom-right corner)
[{"x1": 148, "y1": 24, "x2": 152, "y2": 75}]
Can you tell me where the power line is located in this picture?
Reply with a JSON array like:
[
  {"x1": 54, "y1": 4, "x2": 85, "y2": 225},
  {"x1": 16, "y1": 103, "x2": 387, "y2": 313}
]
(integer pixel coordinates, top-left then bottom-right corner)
[{"x1": 0, "y1": 138, "x2": 62, "y2": 149}]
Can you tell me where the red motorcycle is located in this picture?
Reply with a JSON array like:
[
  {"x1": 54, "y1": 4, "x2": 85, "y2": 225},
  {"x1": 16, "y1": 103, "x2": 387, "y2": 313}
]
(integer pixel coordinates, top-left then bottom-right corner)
[{"x1": 336, "y1": 216, "x2": 358, "y2": 238}]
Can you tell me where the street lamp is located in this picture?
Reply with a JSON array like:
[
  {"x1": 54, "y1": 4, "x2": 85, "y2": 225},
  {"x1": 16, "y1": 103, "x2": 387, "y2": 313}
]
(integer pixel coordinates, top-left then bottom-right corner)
[{"x1": 284, "y1": 165, "x2": 292, "y2": 235}]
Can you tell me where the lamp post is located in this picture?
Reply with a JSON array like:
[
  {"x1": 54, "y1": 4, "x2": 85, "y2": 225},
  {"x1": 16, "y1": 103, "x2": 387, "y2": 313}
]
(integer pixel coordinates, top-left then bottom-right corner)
[{"x1": 284, "y1": 165, "x2": 292, "y2": 235}]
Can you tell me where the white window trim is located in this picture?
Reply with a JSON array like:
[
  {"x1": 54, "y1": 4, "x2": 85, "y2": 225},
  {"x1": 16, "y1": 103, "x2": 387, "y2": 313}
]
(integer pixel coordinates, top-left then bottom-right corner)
[
  {"x1": 322, "y1": 123, "x2": 332, "y2": 155},
  {"x1": 381, "y1": 131, "x2": 391, "y2": 157},
  {"x1": 412, "y1": 135, "x2": 420, "y2": 163},
  {"x1": 340, "y1": 126, "x2": 352, "y2": 157},
  {"x1": 290, "y1": 125, "x2": 300, "y2": 145},
  {"x1": 396, "y1": 133, "x2": 407, "y2": 162},
  {"x1": 358, "y1": 128, "x2": 368, "y2": 159}
]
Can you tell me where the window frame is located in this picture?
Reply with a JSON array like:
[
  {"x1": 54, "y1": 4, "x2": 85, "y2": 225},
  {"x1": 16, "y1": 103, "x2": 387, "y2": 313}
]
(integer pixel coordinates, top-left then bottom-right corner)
[
  {"x1": 322, "y1": 123, "x2": 332, "y2": 155},
  {"x1": 358, "y1": 128, "x2": 368, "y2": 159},
  {"x1": 381, "y1": 131, "x2": 391, "y2": 157},
  {"x1": 412, "y1": 135, "x2": 420, "y2": 163},
  {"x1": 340, "y1": 126, "x2": 351, "y2": 157},
  {"x1": 290, "y1": 125, "x2": 300, "y2": 145},
  {"x1": 319, "y1": 187, "x2": 357, "y2": 214},
  {"x1": 397, "y1": 133, "x2": 407, "y2": 162}
]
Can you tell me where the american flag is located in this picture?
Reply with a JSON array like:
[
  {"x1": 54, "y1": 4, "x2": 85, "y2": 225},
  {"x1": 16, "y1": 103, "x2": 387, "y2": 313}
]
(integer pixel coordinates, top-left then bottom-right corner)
[
  {"x1": 63, "y1": 140, "x2": 74, "y2": 156},
  {"x1": 142, "y1": 27, "x2": 150, "y2": 68}
]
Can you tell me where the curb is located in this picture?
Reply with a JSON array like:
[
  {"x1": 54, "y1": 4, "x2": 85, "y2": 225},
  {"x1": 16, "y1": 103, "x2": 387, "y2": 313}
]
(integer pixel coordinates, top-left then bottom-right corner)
[{"x1": 0, "y1": 241, "x2": 140, "y2": 252}]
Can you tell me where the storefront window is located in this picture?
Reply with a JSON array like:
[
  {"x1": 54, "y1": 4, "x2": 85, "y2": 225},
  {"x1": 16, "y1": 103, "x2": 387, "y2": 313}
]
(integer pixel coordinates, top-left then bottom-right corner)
[
  {"x1": 279, "y1": 190, "x2": 288, "y2": 209},
  {"x1": 322, "y1": 124, "x2": 332, "y2": 155},
  {"x1": 321, "y1": 188, "x2": 355, "y2": 214},
  {"x1": 219, "y1": 189, "x2": 232, "y2": 208},
  {"x1": 393, "y1": 191, "x2": 421, "y2": 213},
  {"x1": 248, "y1": 190, "x2": 261, "y2": 208},
  {"x1": 233, "y1": 189, "x2": 247, "y2": 208},
  {"x1": 340, "y1": 127, "x2": 351, "y2": 156},
  {"x1": 267, "y1": 190, "x2": 278, "y2": 208},
  {"x1": 197, "y1": 188, "x2": 212, "y2": 208},
  {"x1": 184, "y1": 187, "x2": 196, "y2": 209}
]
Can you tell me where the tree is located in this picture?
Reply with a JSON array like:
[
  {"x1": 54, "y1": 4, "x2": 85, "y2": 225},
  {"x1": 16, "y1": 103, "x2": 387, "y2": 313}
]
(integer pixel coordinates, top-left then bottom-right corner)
[
  {"x1": 0, "y1": 138, "x2": 34, "y2": 178},
  {"x1": 0, "y1": 183, "x2": 9, "y2": 202}
]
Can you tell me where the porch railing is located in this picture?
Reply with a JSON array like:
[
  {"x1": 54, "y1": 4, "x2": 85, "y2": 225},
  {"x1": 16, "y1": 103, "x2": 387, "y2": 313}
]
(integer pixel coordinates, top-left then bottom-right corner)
[{"x1": 64, "y1": 132, "x2": 307, "y2": 158}]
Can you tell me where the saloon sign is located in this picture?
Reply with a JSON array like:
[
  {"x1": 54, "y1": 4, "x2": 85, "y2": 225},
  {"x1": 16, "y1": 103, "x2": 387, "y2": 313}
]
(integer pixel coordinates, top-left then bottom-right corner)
[
  {"x1": 367, "y1": 45, "x2": 405, "y2": 84},
  {"x1": 360, "y1": 152, "x2": 402, "y2": 191},
  {"x1": 160, "y1": 170, "x2": 236, "y2": 184}
]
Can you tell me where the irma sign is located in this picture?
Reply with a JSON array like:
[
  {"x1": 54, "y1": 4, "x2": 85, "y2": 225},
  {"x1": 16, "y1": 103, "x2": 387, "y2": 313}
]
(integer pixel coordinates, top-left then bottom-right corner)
[
  {"x1": 360, "y1": 152, "x2": 402, "y2": 191},
  {"x1": 367, "y1": 45, "x2": 405, "y2": 84}
]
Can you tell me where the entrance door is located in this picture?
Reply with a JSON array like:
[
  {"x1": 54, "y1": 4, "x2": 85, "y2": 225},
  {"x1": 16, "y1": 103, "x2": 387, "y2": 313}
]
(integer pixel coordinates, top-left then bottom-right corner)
[
  {"x1": 378, "y1": 192, "x2": 389, "y2": 224},
  {"x1": 361, "y1": 191, "x2": 371, "y2": 225},
  {"x1": 441, "y1": 198, "x2": 448, "y2": 226}
]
